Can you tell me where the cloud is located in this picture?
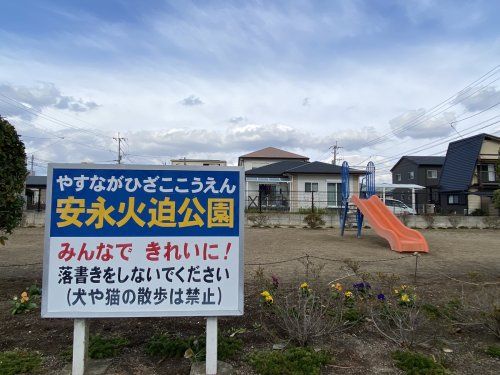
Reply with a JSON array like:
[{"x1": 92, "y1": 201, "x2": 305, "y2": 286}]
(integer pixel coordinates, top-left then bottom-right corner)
[
  {"x1": 0, "y1": 82, "x2": 99, "y2": 120},
  {"x1": 302, "y1": 97, "x2": 310, "y2": 106},
  {"x1": 389, "y1": 109, "x2": 456, "y2": 139},
  {"x1": 228, "y1": 116, "x2": 246, "y2": 124},
  {"x1": 180, "y1": 95, "x2": 203, "y2": 106},
  {"x1": 453, "y1": 86, "x2": 500, "y2": 112}
]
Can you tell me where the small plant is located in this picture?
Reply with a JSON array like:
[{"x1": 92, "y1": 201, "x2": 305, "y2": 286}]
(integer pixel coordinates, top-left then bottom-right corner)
[
  {"x1": 470, "y1": 208, "x2": 487, "y2": 216},
  {"x1": 0, "y1": 350, "x2": 42, "y2": 375},
  {"x1": 89, "y1": 335, "x2": 129, "y2": 359},
  {"x1": 448, "y1": 215, "x2": 460, "y2": 229},
  {"x1": 485, "y1": 344, "x2": 500, "y2": 358},
  {"x1": 146, "y1": 332, "x2": 242, "y2": 361},
  {"x1": 248, "y1": 347, "x2": 331, "y2": 375},
  {"x1": 422, "y1": 213, "x2": 435, "y2": 229},
  {"x1": 392, "y1": 350, "x2": 446, "y2": 374},
  {"x1": 398, "y1": 212, "x2": 410, "y2": 226},
  {"x1": 10, "y1": 291, "x2": 37, "y2": 315},
  {"x1": 247, "y1": 214, "x2": 270, "y2": 227},
  {"x1": 303, "y1": 212, "x2": 325, "y2": 229}
]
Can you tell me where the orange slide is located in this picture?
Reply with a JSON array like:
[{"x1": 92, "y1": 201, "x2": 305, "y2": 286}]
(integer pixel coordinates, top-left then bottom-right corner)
[{"x1": 352, "y1": 195, "x2": 429, "y2": 253}]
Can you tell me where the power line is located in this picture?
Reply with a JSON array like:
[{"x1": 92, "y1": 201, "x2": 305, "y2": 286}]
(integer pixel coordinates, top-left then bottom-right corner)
[{"x1": 356, "y1": 65, "x2": 500, "y2": 149}]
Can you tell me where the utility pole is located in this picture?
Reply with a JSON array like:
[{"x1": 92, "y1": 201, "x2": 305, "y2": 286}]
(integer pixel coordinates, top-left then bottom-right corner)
[
  {"x1": 330, "y1": 141, "x2": 343, "y2": 165},
  {"x1": 30, "y1": 154, "x2": 34, "y2": 175},
  {"x1": 113, "y1": 133, "x2": 126, "y2": 164}
]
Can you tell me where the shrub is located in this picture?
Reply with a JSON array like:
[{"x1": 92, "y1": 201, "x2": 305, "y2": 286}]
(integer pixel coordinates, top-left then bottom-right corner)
[
  {"x1": 493, "y1": 189, "x2": 500, "y2": 209},
  {"x1": 248, "y1": 347, "x2": 331, "y2": 375},
  {"x1": 0, "y1": 350, "x2": 42, "y2": 375},
  {"x1": 422, "y1": 214, "x2": 435, "y2": 229},
  {"x1": 303, "y1": 212, "x2": 325, "y2": 229},
  {"x1": 470, "y1": 208, "x2": 487, "y2": 216},
  {"x1": 89, "y1": 335, "x2": 129, "y2": 359},
  {"x1": 370, "y1": 285, "x2": 428, "y2": 348},
  {"x1": 247, "y1": 214, "x2": 270, "y2": 227},
  {"x1": 392, "y1": 350, "x2": 446, "y2": 374}
]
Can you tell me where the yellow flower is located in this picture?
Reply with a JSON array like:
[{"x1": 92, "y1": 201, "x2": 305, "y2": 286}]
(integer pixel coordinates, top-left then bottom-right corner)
[
  {"x1": 300, "y1": 282, "x2": 309, "y2": 289},
  {"x1": 260, "y1": 290, "x2": 271, "y2": 298},
  {"x1": 265, "y1": 295, "x2": 274, "y2": 303},
  {"x1": 344, "y1": 291, "x2": 353, "y2": 298},
  {"x1": 394, "y1": 289, "x2": 399, "y2": 294},
  {"x1": 401, "y1": 285, "x2": 408, "y2": 290},
  {"x1": 20, "y1": 292, "x2": 29, "y2": 303},
  {"x1": 401, "y1": 294, "x2": 410, "y2": 303},
  {"x1": 334, "y1": 283, "x2": 343, "y2": 292}
]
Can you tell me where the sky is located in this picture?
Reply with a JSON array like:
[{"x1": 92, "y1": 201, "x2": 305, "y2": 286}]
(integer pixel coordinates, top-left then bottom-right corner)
[{"x1": 1, "y1": 0, "x2": 500, "y2": 181}]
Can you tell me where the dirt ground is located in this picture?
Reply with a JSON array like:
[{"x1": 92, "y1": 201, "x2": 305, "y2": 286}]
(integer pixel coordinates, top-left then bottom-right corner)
[{"x1": 0, "y1": 227, "x2": 499, "y2": 374}]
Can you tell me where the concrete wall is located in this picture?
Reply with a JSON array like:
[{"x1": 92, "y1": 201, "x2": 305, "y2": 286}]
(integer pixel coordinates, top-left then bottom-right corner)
[
  {"x1": 22, "y1": 211, "x2": 46, "y2": 227},
  {"x1": 245, "y1": 212, "x2": 498, "y2": 229}
]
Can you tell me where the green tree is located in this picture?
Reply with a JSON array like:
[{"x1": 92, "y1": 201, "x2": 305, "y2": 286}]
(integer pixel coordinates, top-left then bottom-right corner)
[{"x1": 0, "y1": 116, "x2": 28, "y2": 244}]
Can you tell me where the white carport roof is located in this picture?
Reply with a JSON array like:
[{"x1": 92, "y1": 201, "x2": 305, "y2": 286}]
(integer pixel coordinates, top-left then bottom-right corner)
[{"x1": 375, "y1": 183, "x2": 426, "y2": 191}]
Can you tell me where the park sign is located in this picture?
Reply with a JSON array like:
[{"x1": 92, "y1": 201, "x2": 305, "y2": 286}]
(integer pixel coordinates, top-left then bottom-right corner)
[{"x1": 41, "y1": 164, "x2": 244, "y2": 318}]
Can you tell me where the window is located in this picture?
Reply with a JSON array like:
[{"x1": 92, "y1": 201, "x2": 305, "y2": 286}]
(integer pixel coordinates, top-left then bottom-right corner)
[
  {"x1": 427, "y1": 169, "x2": 437, "y2": 179},
  {"x1": 479, "y1": 164, "x2": 497, "y2": 182},
  {"x1": 327, "y1": 182, "x2": 342, "y2": 207},
  {"x1": 408, "y1": 171, "x2": 415, "y2": 179},
  {"x1": 396, "y1": 174, "x2": 402, "y2": 182},
  {"x1": 305, "y1": 182, "x2": 318, "y2": 192},
  {"x1": 448, "y1": 194, "x2": 460, "y2": 205}
]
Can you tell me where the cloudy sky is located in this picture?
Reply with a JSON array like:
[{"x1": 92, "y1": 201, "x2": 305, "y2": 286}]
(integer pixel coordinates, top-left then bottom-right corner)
[{"x1": 1, "y1": 0, "x2": 499, "y2": 180}]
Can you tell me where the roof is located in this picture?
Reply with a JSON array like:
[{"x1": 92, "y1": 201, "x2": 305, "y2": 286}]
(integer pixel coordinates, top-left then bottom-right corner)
[
  {"x1": 239, "y1": 147, "x2": 309, "y2": 160},
  {"x1": 390, "y1": 156, "x2": 445, "y2": 172},
  {"x1": 285, "y1": 161, "x2": 365, "y2": 174},
  {"x1": 170, "y1": 159, "x2": 226, "y2": 163},
  {"x1": 245, "y1": 160, "x2": 308, "y2": 176},
  {"x1": 26, "y1": 175, "x2": 47, "y2": 186},
  {"x1": 246, "y1": 160, "x2": 364, "y2": 177},
  {"x1": 439, "y1": 133, "x2": 499, "y2": 192}
]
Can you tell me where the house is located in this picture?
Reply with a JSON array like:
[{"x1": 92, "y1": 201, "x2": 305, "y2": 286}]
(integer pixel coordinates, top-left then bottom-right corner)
[
  {"x1": 439, "y1": 133, "x2": 499, "y2": 215},
  {"x1": 390, "y1": 156, "x2": 445, "y2": 213},
  {"x1": 25, "y1": 175, "x2": 47, "y2": 211},
  {"x1": 245, "y1": 160, "x2": 364, "y2": 212},
  {"x1": 238, "y1": 147, "x2": 309, "y2": 171},
  {"x1": 171, "y1": 158, "x2": 227, "y2": 166}
]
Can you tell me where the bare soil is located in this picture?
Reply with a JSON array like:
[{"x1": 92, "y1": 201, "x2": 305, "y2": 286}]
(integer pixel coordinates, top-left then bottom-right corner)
[{"x1": 0, "y1": 226, "x2": 499, "y2": 374}]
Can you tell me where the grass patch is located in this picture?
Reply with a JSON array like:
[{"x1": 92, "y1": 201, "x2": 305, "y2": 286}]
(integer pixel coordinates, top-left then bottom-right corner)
[
  {"x1": 0, "y1": 350, "x2": 42, "y2": 375},
  {"x1": 146, "y1": 332, "x2": 242, "y2": 361},
  {"x1": 392, "y1": 350, "x2": 446, "y2": 374},
  {"x1": 248, "y1": 347, "x2": 331, "y2": 375},
  {"x1": 485, "y1": 345, "x2": 500, "y2": 358}
]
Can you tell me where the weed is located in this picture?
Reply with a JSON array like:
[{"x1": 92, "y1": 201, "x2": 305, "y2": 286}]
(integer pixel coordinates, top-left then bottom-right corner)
[
  {"x1": 422, "y1": 214, "x2": 435, "y2": 229},
  {"x1": 89, "y1": 335, "x2": 129, "y2": 359},
  {"x1": 146, "y1": 334, "x2": 189, "y2": 358},
  {"x1": 248, "y1": 347, "x2": 331, "y2": 375},
  {"x1": 0, "y1": 350, "x2": 42, "y2": 375},
  {"x1": 448, "y1": 215, "x2": 460, "y2": 229},
  {"x1": 485, "y1": 345, "x2": 500, "y2": 358},
  {"x1": 392, "y1": 350, "x2": 446, "y2": 374}
]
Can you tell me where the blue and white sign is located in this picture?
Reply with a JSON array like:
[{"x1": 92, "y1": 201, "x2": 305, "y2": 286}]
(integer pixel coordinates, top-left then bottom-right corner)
[{"x1": 41, "y1": 164, "x2": 244, "y2": 318}]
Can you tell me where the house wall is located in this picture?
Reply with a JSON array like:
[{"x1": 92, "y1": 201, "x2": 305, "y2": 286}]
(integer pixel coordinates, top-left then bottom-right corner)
[
  {"x1": 171, "y1": 160, "x2": 227, "y2": 166},
  {"x1": 391, "y1": 160, "x2": 442, "y2": 212},
  {"x1": 480, "y1": 139, "x2": 500, "y2": 157},
  {"x1": 291, "y1": 174, "x2": 358, "y2": 210}
]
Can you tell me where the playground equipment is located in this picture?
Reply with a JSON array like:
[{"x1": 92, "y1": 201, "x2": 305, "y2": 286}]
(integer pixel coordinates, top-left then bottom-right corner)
[{"x1": 339, "y1": 161, "x2": 429, "y2": 253}]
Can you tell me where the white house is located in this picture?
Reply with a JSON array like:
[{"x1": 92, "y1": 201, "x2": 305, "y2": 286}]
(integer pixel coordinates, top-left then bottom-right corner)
[{"x1": 245, "y1": 160, "x2": 364, "y2": 212}]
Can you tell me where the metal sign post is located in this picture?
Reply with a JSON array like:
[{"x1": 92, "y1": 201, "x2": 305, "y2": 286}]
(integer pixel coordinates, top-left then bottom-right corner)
[
  {"x1": 206, "y1": 316, "x2": 218, "y2": 374},
  {"x1": 72, "y1": 319, "x2": 89, "y2": 375}
]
